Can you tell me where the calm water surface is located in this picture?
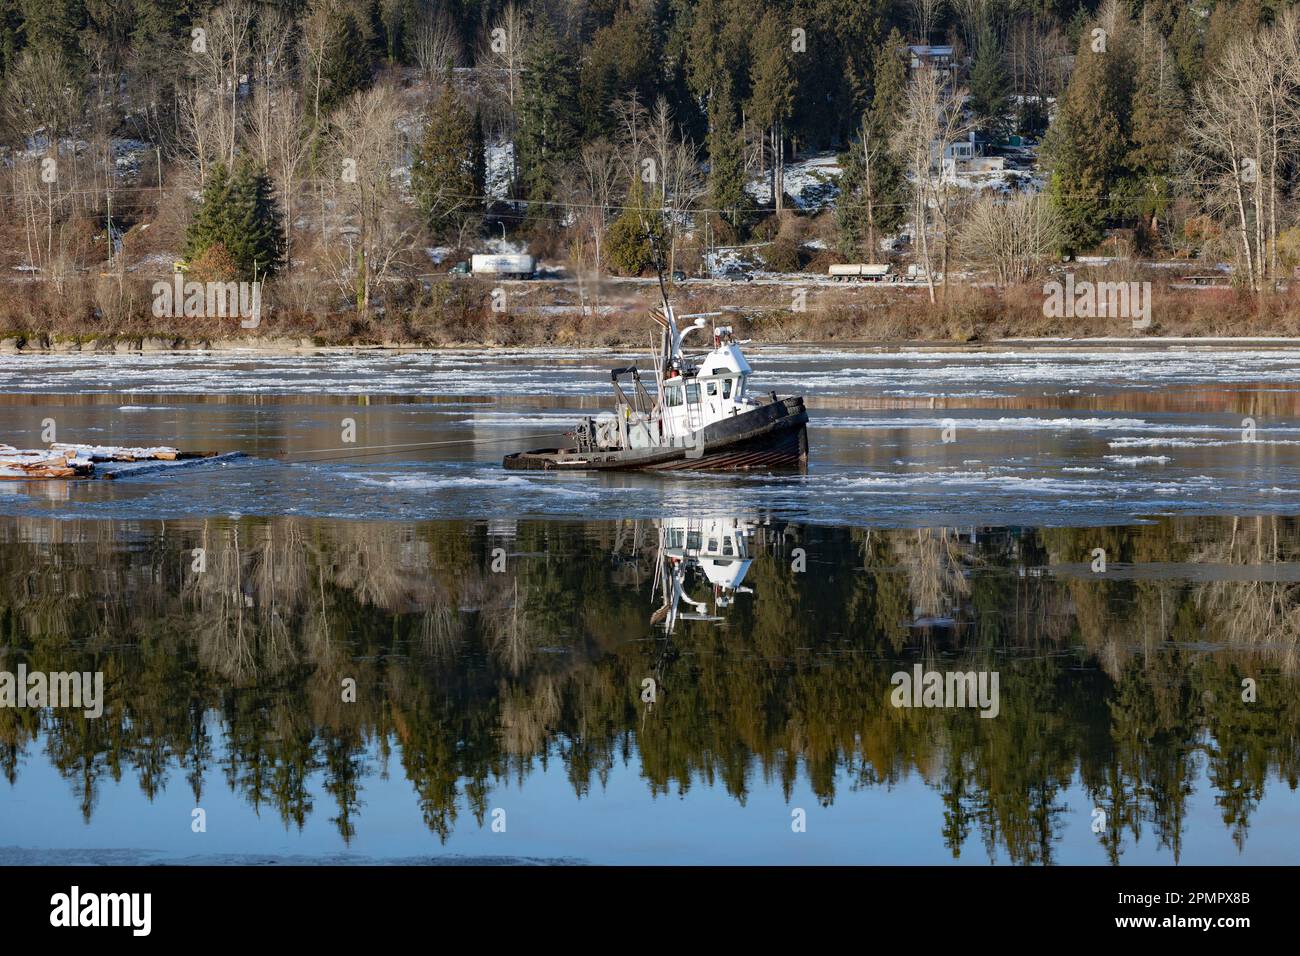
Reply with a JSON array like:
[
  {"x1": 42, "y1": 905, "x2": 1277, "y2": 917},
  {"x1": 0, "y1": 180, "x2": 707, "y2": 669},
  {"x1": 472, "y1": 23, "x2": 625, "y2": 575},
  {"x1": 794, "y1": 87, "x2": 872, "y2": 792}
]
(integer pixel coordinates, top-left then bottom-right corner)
[{"x1": 1, "y1": 346, "x2": 1299, "y2": 864}]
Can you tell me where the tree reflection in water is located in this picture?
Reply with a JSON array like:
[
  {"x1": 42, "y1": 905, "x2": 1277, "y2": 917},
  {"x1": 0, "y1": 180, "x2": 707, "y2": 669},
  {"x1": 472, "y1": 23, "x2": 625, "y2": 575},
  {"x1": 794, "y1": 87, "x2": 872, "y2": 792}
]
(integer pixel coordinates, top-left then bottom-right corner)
[{"x1": 1, "y1": 513, "x2": 1299, "y2": 863}]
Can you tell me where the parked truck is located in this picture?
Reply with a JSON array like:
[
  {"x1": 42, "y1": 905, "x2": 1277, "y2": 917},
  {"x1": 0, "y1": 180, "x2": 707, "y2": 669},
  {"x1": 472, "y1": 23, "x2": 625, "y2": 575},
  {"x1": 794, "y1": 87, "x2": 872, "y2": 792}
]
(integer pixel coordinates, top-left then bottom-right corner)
[
  {"x1": 470, "y1": 253, "x2": 536, "y2": 279},
  {"x1": 828, "y1": 263, "x2": 893, "y2": 282}
]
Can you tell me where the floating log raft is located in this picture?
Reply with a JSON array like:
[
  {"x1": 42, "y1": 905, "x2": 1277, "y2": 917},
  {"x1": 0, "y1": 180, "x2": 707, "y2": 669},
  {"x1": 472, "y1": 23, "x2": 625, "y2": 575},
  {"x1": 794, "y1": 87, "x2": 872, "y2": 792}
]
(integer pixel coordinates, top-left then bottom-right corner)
[{"x1": 0, "y1": 443, "x2": 218, "y2": 480}]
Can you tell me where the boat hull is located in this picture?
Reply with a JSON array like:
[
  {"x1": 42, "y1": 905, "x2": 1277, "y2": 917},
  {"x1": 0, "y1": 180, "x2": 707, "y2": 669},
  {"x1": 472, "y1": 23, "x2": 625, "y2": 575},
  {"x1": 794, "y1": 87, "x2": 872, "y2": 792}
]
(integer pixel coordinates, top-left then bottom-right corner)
[{"x1": 503, "y1": 396, "x2": 809, "y2": 472}]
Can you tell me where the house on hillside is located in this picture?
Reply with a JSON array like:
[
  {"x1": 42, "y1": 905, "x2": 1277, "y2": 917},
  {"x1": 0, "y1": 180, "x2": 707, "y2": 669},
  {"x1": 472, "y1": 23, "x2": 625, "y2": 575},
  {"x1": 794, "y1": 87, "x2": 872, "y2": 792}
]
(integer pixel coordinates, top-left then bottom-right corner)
[
  {"x1": 931, "y1": 132, "x2": 1009, "y2": 182},
  {"x1": 908, "y1": 44, "x2": 956, "y2": 76}
]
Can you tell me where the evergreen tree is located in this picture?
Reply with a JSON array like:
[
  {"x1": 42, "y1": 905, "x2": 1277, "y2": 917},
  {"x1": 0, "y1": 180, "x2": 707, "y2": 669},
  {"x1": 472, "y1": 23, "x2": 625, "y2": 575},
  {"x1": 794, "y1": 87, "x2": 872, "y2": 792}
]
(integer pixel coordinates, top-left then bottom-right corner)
[
  {"x1": 185, "y1": 159, "x2": 285, "y2": 280},
  {"x1": 578, "y1": 3, "x2": 659, "y2": 139},
  {"x1": 18, "y1": 0, "x2": 85, "y2": 62},
  {"x1": 968, "y1": 26, "x2": 1011, "y2": 140},
  {"x1": 605, "y1": 178, "x2": 662, "y2": 276},
  {"x1": 378, "y1": 0, "x2": 416, "y2": 62},
  {"x1": 809, "y1": 0, "x2": 895, "y2": 145},
  {"x1": 318, "y1": 4, "x2": 373, "y2": 114},
  {"x1": 517, "y1": 18, "x2": 578, "y2": 204},
  {"x1": 128, "y1": 0, "x2": 193, "y2": 82},
  {"x1": 184, "y1": 162, "x2": 233, "y2": 268},
  {"x1": 706, "y1": 83, "x2": 752, "y2": 239},
  {"x1": 748, "y1": 9, "x2": 795, "y2": 212},
  {"x1": 0, "y1": 2, "x2": 18, "y2": 77},
  {"x1": 1168, "y1": 4, "x2": 1204, "y2": 89},
  {"x1": 836, "y1": 113, "x2": 906, "y2": 261},
  {"x1": 1128, "y1": 41, "x2": 1185, "y2": 236},
  {"x1": 1042, "y1": 27, "x2": 1135, "y2": 254},
  {"x1": 685, "y1": 0, "x2": 748, "y2": 117},
  {"x1": 869, "y1": 28, "x2": 908, "y2": 131},
  {"x1": 1016, "y1": 98, "x2": 1049, "y2": 140},
  {"x1": 412, "y1": 85, "x2": 484, "y2": 240},
  {"x1": 836, "y1": 29, "x2": 906, "y2": 261}
]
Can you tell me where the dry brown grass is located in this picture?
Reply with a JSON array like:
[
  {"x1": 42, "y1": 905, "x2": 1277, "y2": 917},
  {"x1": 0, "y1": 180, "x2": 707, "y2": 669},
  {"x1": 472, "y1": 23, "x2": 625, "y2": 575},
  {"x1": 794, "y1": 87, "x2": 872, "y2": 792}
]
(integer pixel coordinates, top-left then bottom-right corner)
[{"x1": 5, "y1": 271, "x2": 1300, "y2": 349}]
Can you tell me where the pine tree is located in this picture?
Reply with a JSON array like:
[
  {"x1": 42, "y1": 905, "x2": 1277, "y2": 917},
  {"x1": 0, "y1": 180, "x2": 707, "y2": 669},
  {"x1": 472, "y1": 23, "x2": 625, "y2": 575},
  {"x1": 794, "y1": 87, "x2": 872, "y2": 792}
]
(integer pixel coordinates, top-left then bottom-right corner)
[
  {"x1": 869, "y1": 28, "x2": 908, "y2": 131},
  {"x1": 412, "y1": 84, "x2": 484, "y2": 240},
  {"x1": 378, "y1": 0, "x2": 416, "y2": 62},
  {"x1": 19, "y1": 0, "x2": 85, "y2": 63},
  {"x1": 836, "y1": 113, "x2": 906, "y2": 261},
  {"x1": 128, "y1": 0, "x2": 194, "y2": 88},
  {"x1": 1168, "y1": 5, "x2": 1204, "y2": 88},
  {"x1": 686, "y1": 0, "x2": 748, "y2": 116},
  {"x1": 517, "y1": 19, "x2": 578, "y2": 204},
  {"x1": 185, "y1": 159, "x2": 285, "y2": 280},
  {"x1": 184, "y1": 162, "x2": 233, "y2": 267}
]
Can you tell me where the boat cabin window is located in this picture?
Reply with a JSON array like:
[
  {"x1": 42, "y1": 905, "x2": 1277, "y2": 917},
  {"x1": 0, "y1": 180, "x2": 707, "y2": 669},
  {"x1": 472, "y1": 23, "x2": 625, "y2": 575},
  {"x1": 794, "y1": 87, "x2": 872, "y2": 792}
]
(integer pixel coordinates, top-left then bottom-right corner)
[
  {"x1": 665, "y1": 382, "x2": 684, "y2": 407},
  {"x1": 686, "y1": 382, "x2": 701, "y2": 404},
  {"x1": 686, "y1": 531, "x2": 702, "y2": 550},
  {"x1": 722, "y1": 378, "x2": 733, "y2": 399},
  {"x1": 706, "y1": 381, "x2": 717, "y2": 397}
]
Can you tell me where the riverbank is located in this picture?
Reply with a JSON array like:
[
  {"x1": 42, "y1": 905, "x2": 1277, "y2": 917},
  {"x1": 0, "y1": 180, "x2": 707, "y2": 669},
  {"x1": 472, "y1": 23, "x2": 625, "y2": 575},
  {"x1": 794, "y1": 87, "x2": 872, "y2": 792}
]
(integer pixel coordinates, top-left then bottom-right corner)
[
  {"x1": 10, "y1": 335, "x2": 1300, "y2": 354},
  {"x1": 4, "y1": 278, "x2": 1300, "y2": 351}
]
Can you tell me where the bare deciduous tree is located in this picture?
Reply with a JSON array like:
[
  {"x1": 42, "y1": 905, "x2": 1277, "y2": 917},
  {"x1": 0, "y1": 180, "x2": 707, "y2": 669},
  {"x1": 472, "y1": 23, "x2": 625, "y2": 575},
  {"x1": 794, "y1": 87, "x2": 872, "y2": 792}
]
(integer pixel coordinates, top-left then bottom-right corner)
[
  {"x1": 908, "y1": 0, "x2": 946, "y2": 43},
  {"x1": 249, "y1": 87, "x2": 312, "y2": 269},
  {"x1": 412, "y1": 3, "x2": 462, "y2": 77},
  {"x1": 179, "y1": 0, "x2": 254, "y2": 180},
  {"x1": 480, "y1": 3, "x2": 527, "y2": 190},
  {"x1": 893, "y1": 65, "x2": 971, "y2": 302},
  {"x1": 1007, "y1": 14, "x2": 1070, "y2": 100},
  {"x1": 324, "y1": 83, "x2": 414, "y2": 312},
  {"x1": 1186, "y1": 19, "x2": 1300, "y2": 291},
  {"x1": 959, "y1": 192, "x2": 1061, "y2": 285},
  {"x1": 300, "y1": 1, "x2": 334, "y2": 127},
  {"x1": 6, "y1": 49, "x2": 84, "y2": 275},
  {"x1": 574, "y1": 138, "x2": 621, "y2": 275}
]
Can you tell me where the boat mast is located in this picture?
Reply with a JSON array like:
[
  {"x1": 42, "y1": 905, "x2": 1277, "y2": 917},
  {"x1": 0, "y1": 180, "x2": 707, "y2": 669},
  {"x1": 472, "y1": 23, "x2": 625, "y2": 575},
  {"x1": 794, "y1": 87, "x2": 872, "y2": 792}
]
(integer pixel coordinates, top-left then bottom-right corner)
[{"x1": 645, "y1": 225, "x2": 680, "y2": 372}]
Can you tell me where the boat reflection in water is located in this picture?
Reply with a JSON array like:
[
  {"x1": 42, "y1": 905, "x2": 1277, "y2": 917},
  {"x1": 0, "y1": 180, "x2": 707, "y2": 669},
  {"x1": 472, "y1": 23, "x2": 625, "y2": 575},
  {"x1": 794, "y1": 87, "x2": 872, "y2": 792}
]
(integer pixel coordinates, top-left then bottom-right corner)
[{"x1": 651, "y1": 516, "x2": 756, "y2": 632}]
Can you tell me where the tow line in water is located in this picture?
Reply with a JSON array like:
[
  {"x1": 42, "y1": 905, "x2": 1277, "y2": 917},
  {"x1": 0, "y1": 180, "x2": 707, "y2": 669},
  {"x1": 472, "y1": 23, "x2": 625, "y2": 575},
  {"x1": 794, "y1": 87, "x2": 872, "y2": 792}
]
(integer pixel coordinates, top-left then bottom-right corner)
[{"x1": 273, "y1": 432, "x2": 573, "y2": 465}]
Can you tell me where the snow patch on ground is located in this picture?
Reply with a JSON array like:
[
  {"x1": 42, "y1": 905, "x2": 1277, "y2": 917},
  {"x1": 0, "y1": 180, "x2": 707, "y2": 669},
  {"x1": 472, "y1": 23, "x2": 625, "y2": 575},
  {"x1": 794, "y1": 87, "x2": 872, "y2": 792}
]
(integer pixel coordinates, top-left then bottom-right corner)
[
  {"x1": 486, "y1": 141, "x2": 514, "y2": 201},
  {"x1": 746, "y1": 152, "x2": 841, "y2": 211}
]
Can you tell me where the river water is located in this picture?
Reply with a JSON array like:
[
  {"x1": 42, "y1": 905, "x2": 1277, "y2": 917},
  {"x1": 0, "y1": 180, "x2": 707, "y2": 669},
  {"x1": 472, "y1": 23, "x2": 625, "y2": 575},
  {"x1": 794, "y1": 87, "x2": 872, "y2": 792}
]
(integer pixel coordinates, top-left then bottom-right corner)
[{"x1": 1, "y1": 345, "x2": 1299, "y2": 864}]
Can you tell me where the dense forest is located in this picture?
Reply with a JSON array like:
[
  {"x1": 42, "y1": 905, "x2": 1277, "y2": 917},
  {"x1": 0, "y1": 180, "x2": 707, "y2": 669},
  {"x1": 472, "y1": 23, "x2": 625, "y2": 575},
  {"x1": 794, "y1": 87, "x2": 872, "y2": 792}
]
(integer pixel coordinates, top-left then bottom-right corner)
[{"x1": 2, "y1": 0, "x2": 1300, "y2": 343}]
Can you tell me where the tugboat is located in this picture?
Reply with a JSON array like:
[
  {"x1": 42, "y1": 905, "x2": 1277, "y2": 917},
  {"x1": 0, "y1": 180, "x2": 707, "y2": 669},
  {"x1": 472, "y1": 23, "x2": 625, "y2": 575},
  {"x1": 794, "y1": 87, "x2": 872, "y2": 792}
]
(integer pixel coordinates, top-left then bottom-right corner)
[{"x1": 502, "y1": 273, "x2": 808, "y2": 472}]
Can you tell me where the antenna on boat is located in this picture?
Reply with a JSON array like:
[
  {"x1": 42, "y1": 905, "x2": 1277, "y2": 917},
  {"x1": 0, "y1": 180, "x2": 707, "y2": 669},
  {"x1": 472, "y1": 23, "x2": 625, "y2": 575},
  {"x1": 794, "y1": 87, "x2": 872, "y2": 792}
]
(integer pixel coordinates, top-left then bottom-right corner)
[{"x1": 643, "y1": 221, "x2": 673, "y2": 320}]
